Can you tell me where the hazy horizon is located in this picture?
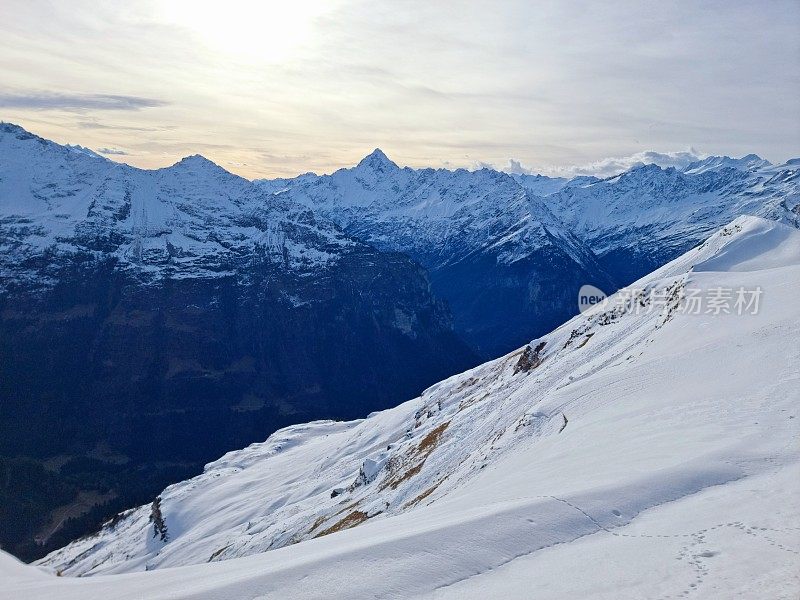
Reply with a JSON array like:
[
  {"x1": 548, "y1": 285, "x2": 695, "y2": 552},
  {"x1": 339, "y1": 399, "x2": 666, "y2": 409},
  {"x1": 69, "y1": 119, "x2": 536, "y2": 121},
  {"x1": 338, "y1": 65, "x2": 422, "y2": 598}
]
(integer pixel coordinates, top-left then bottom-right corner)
[
  {"x1": 10, "y1": 119, "x2": 787, "y2": 180},
  {"x1": 2, "y1": 0, "x2": 798, "y2": 178}
]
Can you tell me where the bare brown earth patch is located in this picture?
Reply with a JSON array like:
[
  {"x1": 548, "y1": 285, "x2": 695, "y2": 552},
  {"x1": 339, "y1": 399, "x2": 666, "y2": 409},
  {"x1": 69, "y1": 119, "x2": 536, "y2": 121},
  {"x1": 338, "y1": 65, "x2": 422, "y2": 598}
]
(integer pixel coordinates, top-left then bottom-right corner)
[
  {"x1": 381, "y1": 421, "x2": 450, "y2": 491},
  {"x1": 334, "y1": 500, "x2": 361, "y2": 516},
  {"x1": 387, "y1": 462, "x2": 424, "y2": 490},
  {"x1": 308, "y1": 515, "x2": 327, "y2": 534},
  {"x1": 315, "y1": 510, "x2": 369, "y2": 538},
  {"x1": 417, "y1": 422, "x2": 449, "y2": 454}
]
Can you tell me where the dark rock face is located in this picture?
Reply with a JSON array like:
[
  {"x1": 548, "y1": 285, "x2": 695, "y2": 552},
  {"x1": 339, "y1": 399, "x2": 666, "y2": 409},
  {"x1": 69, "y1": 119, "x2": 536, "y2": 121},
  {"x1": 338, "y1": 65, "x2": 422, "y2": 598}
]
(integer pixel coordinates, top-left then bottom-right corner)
[
  {"x1": 428, "y1": 246, "x2": 615, "y2": 358},
  {"x1": 514, "y1": 341, "x2": 546, "y2": 374},
  {"x1": 0, "y1": 247, "x2": 475, "y2": 461}
]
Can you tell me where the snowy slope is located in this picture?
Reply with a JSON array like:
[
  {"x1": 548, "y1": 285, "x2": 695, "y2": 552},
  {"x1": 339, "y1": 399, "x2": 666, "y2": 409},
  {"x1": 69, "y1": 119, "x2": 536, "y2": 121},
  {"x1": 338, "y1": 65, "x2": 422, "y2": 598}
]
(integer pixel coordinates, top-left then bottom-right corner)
[
  {"x1": 0, "y1": 123, "x2": 479, "y2": 559},
  {"x1": 14, "y1": 216, "x2": 798, "y2": 599}
]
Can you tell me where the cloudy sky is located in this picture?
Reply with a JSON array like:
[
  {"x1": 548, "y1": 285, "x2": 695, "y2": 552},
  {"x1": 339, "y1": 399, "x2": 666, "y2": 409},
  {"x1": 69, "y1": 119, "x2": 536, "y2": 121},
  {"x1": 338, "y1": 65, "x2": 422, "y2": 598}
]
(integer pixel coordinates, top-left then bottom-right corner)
[{"x1": 1, "y1": 0, "x2": 798, "y2": 178}]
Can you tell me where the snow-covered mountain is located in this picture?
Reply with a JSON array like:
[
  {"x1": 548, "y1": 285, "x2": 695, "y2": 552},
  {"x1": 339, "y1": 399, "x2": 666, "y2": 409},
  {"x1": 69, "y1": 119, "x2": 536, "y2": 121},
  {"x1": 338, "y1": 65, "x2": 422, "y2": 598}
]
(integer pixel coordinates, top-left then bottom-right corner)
[
  {"x1": 256, "y1": 150, "x2": 799, "y2": 356},
  {"x1": 256, "y1": 150, "x2": 616, "y2": 357},
  {"x1": 539, "y1": 156, "x2": 800, "y2": 283},
  {"x1": 0, "y1": 122, "x2": 358, "y2": 285},
  {"x1": 23, "y1": 216, "x2": 799, "y2": 600},
  {"x1": 0, "y1": 123, "x2": 476, "y2": 559}
]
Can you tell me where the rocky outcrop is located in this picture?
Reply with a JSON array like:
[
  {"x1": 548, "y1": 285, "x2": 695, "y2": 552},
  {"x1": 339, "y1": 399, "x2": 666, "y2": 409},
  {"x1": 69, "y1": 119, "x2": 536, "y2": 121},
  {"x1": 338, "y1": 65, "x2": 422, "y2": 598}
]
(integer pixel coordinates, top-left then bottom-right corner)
[
  {"x1": 514, "y1": 341, "x2": 546, "y2": 374},
  {"x1": 149, "y1": 497, "x2": 168, "y2": 543}
]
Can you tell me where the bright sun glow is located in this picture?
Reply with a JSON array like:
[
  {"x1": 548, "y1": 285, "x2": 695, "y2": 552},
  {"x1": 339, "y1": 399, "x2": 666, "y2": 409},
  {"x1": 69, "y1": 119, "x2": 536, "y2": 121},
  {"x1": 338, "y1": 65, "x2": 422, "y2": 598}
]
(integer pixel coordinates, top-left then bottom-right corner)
[{"x1": 159, "y1": 0, "x2": 332, "y2": 63}]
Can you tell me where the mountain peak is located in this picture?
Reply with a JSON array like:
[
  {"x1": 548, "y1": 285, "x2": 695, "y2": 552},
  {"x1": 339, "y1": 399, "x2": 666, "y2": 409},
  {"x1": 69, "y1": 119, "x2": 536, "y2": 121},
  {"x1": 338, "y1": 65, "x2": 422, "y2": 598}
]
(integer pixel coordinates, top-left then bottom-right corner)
[
  {"x1": 356, "y1": 148, "x2": 398, "y2": 172},
  {"x1": 171, "y1": 154, "x2": 233, "y2": 175},
  {"x1": 0, "y1": 121, "x2": 27, "y2": 135},
  {"x1": 0, "y1": 121, "x2": 45, "y2": 143},
  {"x1": 176, "y1": 153, "x2": 217, "y2": 166},
  {"x1": 683, "y1": 154, "x2": 770, "y2": 174}
]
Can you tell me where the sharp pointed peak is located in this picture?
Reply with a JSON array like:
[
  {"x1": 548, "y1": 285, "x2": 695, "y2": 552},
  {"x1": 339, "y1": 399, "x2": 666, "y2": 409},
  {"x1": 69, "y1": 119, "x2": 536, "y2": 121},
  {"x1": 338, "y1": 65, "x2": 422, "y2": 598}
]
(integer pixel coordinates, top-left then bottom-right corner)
[
  {"x1": 176, "y1": 153, "x2": 217, "y2": 165},
  {"x1": 171, "y1": 154, "x2": 229, "y2": 172},
  {"x1": 356, "y1": 148, "x2": 398, "y2": 171}
]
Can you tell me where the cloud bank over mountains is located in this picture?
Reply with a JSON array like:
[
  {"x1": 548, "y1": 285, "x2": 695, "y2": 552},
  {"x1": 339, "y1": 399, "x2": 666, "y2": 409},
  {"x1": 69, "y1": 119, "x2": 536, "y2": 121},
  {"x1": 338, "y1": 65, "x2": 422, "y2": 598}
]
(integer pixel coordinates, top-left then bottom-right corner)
[{"x1": 478, "y1": 149, "x2": 707, "y2": 178}]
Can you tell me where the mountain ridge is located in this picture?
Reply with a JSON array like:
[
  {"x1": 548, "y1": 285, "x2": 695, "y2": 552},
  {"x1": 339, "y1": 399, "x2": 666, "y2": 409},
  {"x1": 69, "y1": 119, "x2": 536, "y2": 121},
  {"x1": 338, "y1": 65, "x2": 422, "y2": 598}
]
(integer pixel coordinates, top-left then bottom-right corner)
[
  {"x1": 254, "y1": 145, "x2": 798, "y2": 355},
  {"x1": 255, "y1": 151, "x2": 618, "y2": 356}
]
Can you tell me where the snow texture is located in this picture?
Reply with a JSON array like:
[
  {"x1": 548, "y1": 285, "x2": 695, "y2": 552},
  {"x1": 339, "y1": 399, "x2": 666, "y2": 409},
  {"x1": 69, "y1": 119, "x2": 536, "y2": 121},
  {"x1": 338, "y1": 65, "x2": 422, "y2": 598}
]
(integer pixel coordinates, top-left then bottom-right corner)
[{"x1": 5, "y1": 216, "x2": 797, "y2": 599}]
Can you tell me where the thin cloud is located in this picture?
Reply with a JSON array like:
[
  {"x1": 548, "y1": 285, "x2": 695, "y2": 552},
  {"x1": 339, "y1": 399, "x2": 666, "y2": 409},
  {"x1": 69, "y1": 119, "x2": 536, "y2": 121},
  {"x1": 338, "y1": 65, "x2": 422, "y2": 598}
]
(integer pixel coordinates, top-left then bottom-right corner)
[
  {"x1": 0, "y1": 92, "x2": 168, "y2": 111},
  {"x1": 1, "y1": 1, "x2": 795, "y2": 177},
  {"x1": 97, "y1": 147, "x2": 129, "y2": 155},
  {"x1": 76, "y1": 120, "x2": 170, "y2": 132},
  {"x1": 551, "y1": 149, "x2": 707, "y2": 178},
  {"x1": 492, "y1": 149, "x2": 708, "y2": 178},
  {"x1": 504, "y1": 159, "x2": 534, "y2": 175}
]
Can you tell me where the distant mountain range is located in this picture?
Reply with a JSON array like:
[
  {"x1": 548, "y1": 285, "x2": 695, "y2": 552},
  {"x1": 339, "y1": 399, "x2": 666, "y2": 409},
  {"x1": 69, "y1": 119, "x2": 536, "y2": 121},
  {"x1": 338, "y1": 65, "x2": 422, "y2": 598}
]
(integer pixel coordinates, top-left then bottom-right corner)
[
  {"x1": 0, "y1": 121, "x2": 797, "y2": 561},
  {"x1": 256, "y1": 148, "x2": 799, "y2": 356}
]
